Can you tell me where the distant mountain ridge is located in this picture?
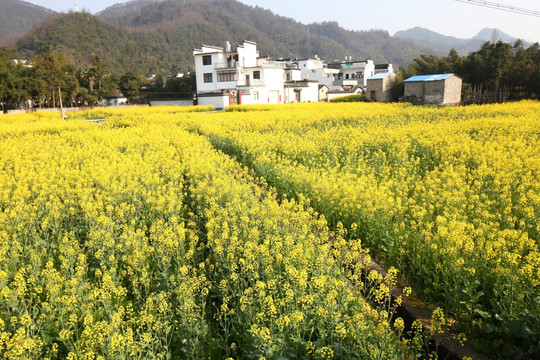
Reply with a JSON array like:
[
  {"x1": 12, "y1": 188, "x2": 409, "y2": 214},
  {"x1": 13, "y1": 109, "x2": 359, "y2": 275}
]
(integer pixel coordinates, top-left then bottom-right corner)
[
  {"x1": 3, "y1": 0, "x2": 532, "y2": 75},
  {"x1": 0, "y1": 0, "x2": 55, "y2": 44},
  {"x1": 15, "y1": 0, "x2": 440, "y2": 75},
  {"x1": 394, "y1": 27, "x2": 528, "y2": 55}
]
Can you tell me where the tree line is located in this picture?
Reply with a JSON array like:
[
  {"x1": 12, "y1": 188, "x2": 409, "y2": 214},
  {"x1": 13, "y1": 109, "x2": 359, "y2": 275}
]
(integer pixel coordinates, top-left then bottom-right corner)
[
  {"x1": 391, "y1": 40, "x2": 540, "y2": 103},
  {"x1": 0, "y1": 46, "x2": 195, "y2": 113},
  {"x1": 3, "y1": 39, "x2": 540, "y2": 112}
]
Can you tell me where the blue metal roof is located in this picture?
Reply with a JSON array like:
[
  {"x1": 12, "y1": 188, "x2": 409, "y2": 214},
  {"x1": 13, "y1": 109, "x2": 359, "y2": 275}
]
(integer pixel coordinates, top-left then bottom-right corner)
[
  {"x1": 368, "y1": 72, "x2": 394, "y2": 80},
  {"x1": 404, "y1": 73, "x2": 455, "y2": 82}
]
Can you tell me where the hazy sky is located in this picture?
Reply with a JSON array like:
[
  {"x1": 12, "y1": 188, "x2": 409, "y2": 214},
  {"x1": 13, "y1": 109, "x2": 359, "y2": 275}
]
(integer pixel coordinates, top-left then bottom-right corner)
[{"x1": 25, "y1": 0, "x2": 540, "y2": 43}]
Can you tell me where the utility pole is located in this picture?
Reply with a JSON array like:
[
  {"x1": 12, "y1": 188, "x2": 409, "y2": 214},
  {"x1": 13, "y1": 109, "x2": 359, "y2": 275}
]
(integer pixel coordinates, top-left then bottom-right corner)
[{"x1": 58, "y1": 86, "x2": 67, "y2": 119}]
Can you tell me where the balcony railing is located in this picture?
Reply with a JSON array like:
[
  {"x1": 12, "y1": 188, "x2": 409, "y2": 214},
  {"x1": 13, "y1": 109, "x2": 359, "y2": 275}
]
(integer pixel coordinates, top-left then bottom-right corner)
[
  {"x1": 256, "y1": 60, "x2": 293, "y2": 68},
  {"x1": 341, "y1": 62, "x2": 367, "y2": 69},
  {"x1": 237, "y1": 79, "x2": 265, "y2": 87},
  {"x1": 215, "y1": 60, "x2": 238, "y2": 69},
  {"x1": 333, "y1": 79, "x2": 360, "y2": 86}
]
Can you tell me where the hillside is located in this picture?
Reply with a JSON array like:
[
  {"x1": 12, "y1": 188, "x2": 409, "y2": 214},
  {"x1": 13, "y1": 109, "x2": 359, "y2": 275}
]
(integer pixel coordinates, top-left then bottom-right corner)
[
  {"x1": 0, "y1": 0, "x2": 55, "y2": 44},
  {"x1": 95, "y1": 0, "x2": 437, "y2": 72},
  {"x1": 394, "y1": 27, "x2": 525, "y2": 55},
  {"x1": 16, "y1": 12, "x2": 173, "y2": 75},
  {"x1": 15, "y1": 0, "x2": 439, "y2": 75},
  {"x1": 97, "y1": 0, "x2": 167, "y2": 19}
]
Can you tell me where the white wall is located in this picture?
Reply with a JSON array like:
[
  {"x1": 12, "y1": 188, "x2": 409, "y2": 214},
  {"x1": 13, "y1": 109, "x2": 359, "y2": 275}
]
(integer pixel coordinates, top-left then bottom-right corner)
[
  {"x1": 194, "y1": 50, "x2": 221, "y2": 93},
  {"x1": 197, "y1": 94, "x2": 229, "y2": 109},
  {"x1": 339, "y1": 59, "x2": 375, "y2": 87},
  {"x1": 263, "y1": 68, "x2": 285, "y2": 92},
  {"x1": 305, "y1": 82, "x2": 319, "y2": 102},
  {"x1": 150, "y1": 99, "x2": 193, "y2": 106},
  {"x1": 237, "y1": 42, "x2": 258, "y2": 67}
]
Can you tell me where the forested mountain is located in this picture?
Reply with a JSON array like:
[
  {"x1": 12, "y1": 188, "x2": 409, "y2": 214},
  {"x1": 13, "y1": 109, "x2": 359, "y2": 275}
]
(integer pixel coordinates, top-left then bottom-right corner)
[
  {"x1": 12, "y1": 0, "x2": 438, "y2": 75},
  {"x1": 0, "y1": 0, "x2": 55, "y2": 44},
  {"x1": 394, "y1": 27, "x2": 528, "y2": 55},
  {"x1": 97, "y1": 0, "x2": 167, "y2": 20},
  {"x1": 98, "y1": 0, "x2": 439, "y2": 68},
  {"x1": 16, "y1": 12, "x2": 174, "y2": 75}
]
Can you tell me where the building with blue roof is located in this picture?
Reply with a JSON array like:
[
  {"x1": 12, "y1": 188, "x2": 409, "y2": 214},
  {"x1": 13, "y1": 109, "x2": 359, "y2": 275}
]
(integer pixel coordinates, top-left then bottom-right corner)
[{"x1": 403, "y1": 73, "x2": 462, "y2": 105}]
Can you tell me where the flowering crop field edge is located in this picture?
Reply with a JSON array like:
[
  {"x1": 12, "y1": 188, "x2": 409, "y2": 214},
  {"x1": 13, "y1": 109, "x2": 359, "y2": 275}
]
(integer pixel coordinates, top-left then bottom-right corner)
[
  {"x1": 0, "y1": 107, "x2": 414, "y2": 359},
  {"x1": 180, "y1": 101, "x2": 539, "y2": 359}
]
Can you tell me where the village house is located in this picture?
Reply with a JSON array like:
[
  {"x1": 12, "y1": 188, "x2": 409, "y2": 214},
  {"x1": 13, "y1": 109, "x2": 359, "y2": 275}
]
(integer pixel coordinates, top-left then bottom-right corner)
[
  {"x1": 374, "y1": 63, "x2": 393, "y2": 75},
  {"x1": 193, "y1": 41, "x2": 400, "y2": 106},
  {"x1": 366, "y1": 72, "x2": 396, "y2": 102},
  {"x1": 295, "y1": 57, "x2": 341, "y2": 90},
  {"x1": 403, "y1": 73, "x2": 462, "y2": 105},
  {"x1": 318, "y1": 84, "x2": 330, "y2": 101},
  {"x1": 193, "y1": 41, "x2": 319, "y2": 108},
  {"x1": 324, "y1": 59, "x2": 394, "y2": 99},
  {"x1": 333, "y1": 58, "x2": 375, "y2": 89}
]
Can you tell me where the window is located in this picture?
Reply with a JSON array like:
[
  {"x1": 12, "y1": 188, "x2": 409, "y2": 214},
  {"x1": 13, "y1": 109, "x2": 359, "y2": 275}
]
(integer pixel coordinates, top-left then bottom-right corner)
[
  {"x1": 357, "y1": 71, "x2": 363, "y2": 78},
  {"x1": 253, "y1": 71, "x2": 261, "y2": 80},
  {"x1": 203, "y1": 73, "x2": 213, "y2": 83},
  {"x1": 218, "y1": 70, "x2": 237, "y2": 82},
  {"x1": 202, "y1": 55, "x2": 212, "y2": 66},
  {"x1": 253, "y1": 91, "x2": 259, "y2": 100}
]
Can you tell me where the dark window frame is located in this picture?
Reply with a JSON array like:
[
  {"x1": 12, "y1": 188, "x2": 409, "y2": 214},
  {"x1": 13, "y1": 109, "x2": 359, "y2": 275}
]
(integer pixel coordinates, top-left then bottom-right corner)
[
  {"x1": 218, "y1": 70, "x2": 237, "y2": 82},
  {"x1": 203, "y1": 73, "x2": 213, "y2": 83}
]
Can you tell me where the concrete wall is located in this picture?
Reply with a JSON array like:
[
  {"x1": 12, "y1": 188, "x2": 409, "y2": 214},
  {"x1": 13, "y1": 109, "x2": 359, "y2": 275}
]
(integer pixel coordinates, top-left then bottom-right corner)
[
  {"x1": 423, "y1": 81, "x2": 445, "y2": 104},
  {"x1": 404, "y1": 81, "x2": 424, "y2": 98},
  {"x1": 305, "y1": 82, "x2": 319, "y2": 102},
  {"x1": 405, "y1": 75, "x2": 462, "y2": 105},
  {"x1": 197, "y1": 94, "x2": 230, "y2": 109},
  {"x1": 319, "y1": 86, "x2": 329, "y2": 101},
  {"x1": 284, "y1": 83, "x2": 318, "y2": 103},
  {"x1": 367, "y1": 73, "x2": 395, "y2": 102},
  {"x1": 237, "y1": 41, "x2": 258, "y2": 67},
  {"x1": 443, "y1": 76, "x2": 462, "y2": 105},
  {"x1": 149, "y1": 99, "x2": 193, "y2": 107}
]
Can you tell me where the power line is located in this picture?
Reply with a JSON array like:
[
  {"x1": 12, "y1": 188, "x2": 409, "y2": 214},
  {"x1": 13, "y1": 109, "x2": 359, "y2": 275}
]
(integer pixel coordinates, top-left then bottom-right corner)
[{"x1": 455, "y1": 0, "x2": 540, "y2": 17}]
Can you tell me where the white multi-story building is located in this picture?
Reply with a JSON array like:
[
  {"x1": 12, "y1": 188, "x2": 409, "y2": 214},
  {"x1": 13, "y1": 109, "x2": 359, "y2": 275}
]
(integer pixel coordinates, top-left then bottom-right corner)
[
  {"x1": 332, "y1": 59, "x2": 376, "y2": 89},
  {"x1": 193, "y1": 41, "x2": 319, "y2": 108},
  {"x1": 324, "y1": 59, "x2": 394, "y2": 94},
  {"x1": 295, "y1": 57, "x2": 341, "y2": 90}
]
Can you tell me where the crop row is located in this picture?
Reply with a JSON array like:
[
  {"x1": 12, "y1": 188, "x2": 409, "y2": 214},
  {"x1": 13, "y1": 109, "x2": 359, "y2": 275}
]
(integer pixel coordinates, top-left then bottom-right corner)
[
  {"x1": 180, "y1": 101, "x2": 539, "y2": 358},
  {"x1": 0, "y1": 109, "x2": 413, "y2": 359}
]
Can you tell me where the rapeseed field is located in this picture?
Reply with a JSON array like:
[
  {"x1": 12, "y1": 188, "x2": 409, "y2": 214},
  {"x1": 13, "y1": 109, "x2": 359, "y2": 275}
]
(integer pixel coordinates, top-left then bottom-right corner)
[
  {"x1": 1, "y1": 101, "x2": 538, "y2": 359},
  {"x1": 0, "y1": 107, "x2": 407, "y2": 359}
]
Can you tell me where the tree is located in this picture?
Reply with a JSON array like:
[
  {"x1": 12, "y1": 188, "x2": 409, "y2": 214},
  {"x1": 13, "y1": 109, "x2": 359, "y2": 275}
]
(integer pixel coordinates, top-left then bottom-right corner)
[
  {"x1": 0, "y1": 47, "x2": 16, "y2": 112},
  {"x1": 91, "y1": 55, "x2": 110, "y2": 99},
  {"x1": 164, "y1": 73, "x2": 195, "y2": 99},
  {"x1": 119, "y1": 72, "x2": 147, "y2": 103},
  {"x1": 32, "y1": 46, "x2": 79, "y2": 108},
  {"x1": 152, "y1": 73, "x2": 165, "y2": 93}
]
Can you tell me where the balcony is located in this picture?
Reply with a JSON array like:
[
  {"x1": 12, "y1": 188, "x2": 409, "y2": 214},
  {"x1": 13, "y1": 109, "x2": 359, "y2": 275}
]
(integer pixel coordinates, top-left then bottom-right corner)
[
  {"x1": 215, "y1": 60, "x2": 238, "y2": 69},
  {"x1": 333, "y1": 79, "x2": 360, "y2": 87},
  {"x1": 237, "y1": 79, "x2": 265, "y2": 87},
  {"x1": 341, "y1": 62, "x2": 367, "y2": 70},
  {"x1": 256, "y1": 60, "x2": 293, "y2": 68}
]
